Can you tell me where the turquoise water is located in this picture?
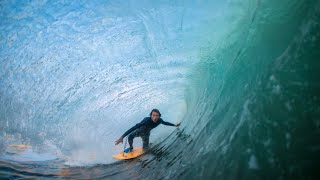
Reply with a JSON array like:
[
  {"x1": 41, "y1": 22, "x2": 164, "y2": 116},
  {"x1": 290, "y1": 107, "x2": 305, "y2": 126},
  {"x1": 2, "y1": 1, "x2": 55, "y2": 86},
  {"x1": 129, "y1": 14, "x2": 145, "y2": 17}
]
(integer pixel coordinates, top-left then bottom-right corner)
[{"x1": 1, "y1": 0, "x2": 319, "y2": 179}]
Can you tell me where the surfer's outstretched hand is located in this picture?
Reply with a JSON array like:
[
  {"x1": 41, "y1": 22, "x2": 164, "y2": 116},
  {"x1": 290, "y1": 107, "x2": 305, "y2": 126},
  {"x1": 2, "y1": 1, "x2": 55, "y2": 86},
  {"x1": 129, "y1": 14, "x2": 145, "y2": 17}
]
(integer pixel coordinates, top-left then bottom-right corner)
[
  {"x1": 175, "y1": 122, "x2": 181, "y2": 127},
  {"x1": 115, "y1": 137, "x2": 124, "y2": 145}
]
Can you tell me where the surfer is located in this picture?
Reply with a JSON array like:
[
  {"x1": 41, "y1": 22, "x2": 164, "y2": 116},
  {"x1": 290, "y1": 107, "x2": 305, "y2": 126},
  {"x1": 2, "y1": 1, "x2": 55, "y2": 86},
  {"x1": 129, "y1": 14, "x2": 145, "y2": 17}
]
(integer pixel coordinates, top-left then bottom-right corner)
[{"x1": 115, "y1": 109, "x2": 181, "y2": 152}]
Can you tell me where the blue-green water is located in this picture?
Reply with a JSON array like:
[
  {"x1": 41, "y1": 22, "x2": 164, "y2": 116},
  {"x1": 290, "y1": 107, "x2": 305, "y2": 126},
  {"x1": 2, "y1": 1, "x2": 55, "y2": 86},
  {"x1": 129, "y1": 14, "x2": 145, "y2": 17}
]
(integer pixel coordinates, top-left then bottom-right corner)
[{"x1": 1, "y1": 0, "x2": 319, "y2": 179}]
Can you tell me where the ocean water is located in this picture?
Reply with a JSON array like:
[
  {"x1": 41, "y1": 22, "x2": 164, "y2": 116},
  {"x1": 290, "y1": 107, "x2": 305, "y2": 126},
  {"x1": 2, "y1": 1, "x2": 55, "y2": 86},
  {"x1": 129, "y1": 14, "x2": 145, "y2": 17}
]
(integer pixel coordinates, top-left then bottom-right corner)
[{"x1": 1, "y1": 0, "x2": 319, "y2": 179}]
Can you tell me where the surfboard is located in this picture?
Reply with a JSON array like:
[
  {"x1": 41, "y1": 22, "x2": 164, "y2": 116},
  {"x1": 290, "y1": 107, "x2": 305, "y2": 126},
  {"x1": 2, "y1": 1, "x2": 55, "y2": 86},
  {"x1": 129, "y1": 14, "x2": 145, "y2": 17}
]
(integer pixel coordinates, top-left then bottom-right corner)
[{"x1": 112, "y1": 147, "x2": 144, "y2": 160}]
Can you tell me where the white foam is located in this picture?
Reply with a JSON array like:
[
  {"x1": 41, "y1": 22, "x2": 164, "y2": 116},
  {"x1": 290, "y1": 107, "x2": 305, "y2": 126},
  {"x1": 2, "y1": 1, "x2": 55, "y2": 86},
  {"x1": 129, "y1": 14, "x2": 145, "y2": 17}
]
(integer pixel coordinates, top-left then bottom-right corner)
[
  {"x1": 285, "y1": 101, "x2": 292, "y2": 111},
  {"x1": 272, "y1": 84, "x2": 281, "y2": 94},
  {"x1": 248, "y1": 154, "x2": 259, "y2": 170},
  {"x1": 229, "y1": 99, "x2": 250, "y2": 142},
  {"x1": 3, "y1": 145, "x2": 57, "y2": 162}
]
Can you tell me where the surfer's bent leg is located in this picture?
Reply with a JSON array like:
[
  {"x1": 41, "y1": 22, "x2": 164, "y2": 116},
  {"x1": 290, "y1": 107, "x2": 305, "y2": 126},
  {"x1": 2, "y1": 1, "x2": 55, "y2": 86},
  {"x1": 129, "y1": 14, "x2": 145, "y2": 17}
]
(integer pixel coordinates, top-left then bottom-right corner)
[
  {"x1": 141, "y1": 133, "x2": 150, "y2": 150},
  {"x1": 128, "y1": 130, "x2": 140, "y2": 149},
  {"x1": 128, "y1": 133, "x2": 134, "y2": 149}
]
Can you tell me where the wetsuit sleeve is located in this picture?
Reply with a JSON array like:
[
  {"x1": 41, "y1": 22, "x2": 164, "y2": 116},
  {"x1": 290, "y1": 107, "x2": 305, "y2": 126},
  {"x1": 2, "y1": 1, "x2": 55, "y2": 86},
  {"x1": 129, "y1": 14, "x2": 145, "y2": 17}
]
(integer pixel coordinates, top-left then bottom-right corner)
[
  {"x1": 121, "y1": 118, "x2": 147, "y2": 138},
  {"x1": 161, "y1": 119, "x2": 175, "y2": 126}
]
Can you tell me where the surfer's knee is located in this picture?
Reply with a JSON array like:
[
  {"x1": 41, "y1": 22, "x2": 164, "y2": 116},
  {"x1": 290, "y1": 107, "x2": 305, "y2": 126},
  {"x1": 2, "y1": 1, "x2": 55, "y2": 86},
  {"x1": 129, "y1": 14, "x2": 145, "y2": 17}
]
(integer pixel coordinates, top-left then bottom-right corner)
[{"x1": 128, "y1": 130, "x2": 139, "y2": 140}]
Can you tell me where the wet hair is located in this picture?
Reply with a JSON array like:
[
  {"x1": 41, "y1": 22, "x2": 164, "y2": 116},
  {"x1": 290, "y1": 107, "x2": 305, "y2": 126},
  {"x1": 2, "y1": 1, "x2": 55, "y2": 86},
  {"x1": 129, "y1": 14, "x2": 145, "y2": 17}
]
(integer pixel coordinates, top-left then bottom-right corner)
[{"x1": 150, "y1": 109, "x2": 161, "y2": 117}]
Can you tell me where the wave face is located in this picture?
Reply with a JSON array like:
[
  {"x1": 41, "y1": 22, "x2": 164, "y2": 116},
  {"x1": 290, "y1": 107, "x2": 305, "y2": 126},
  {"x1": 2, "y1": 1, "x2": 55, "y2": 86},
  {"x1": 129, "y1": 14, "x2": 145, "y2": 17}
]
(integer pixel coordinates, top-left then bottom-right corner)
[{"x1": 1, "y1": 0, "x2": 320, "y2": 179}]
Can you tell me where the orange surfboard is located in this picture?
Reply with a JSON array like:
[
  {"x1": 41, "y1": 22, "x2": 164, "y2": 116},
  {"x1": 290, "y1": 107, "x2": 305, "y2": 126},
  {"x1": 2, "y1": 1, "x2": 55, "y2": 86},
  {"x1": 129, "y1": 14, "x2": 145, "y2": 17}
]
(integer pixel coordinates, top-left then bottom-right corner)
[{"x1": 112, "y1": 147, "x2": 144, "y2": 160}]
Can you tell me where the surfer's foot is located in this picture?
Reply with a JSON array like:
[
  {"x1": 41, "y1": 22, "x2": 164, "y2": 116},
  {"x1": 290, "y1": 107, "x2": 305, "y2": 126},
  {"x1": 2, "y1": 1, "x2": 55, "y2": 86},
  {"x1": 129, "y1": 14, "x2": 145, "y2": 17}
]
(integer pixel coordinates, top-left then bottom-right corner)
[{"x1": 124, "y1": 147, "x2": 133, "y2": 153}]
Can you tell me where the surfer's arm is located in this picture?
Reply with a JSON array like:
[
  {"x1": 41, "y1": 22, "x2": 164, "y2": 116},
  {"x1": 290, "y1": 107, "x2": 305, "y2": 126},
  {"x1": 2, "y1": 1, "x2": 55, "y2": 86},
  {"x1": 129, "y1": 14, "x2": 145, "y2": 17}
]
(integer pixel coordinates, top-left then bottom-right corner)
[
  {"x1": 121, "y1": 119, "x2": 146, "y2": 138},
  {"x1": 161, "y1": 119, "x2": 178, "y2": 127}
]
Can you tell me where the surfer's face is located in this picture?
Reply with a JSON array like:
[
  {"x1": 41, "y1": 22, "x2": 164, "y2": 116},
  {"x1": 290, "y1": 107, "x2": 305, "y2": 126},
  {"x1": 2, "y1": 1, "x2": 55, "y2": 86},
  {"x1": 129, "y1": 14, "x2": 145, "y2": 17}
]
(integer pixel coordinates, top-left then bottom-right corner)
[{"x1": 151, "y1": 112, "x2": 160, "y2": 123}]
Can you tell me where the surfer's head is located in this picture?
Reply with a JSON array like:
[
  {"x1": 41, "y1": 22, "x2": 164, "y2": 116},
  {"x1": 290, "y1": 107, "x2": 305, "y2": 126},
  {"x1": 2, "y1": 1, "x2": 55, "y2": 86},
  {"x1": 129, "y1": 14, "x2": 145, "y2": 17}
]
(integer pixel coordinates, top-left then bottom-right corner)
[{"x1": 150, "y1": 109, "x2": 161, "y2": 123}]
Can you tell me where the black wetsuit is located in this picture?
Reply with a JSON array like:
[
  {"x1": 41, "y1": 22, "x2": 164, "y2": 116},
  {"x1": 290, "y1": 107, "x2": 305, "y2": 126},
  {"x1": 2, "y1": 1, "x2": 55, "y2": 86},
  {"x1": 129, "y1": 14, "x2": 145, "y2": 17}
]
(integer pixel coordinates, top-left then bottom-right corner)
[{"x1": 122, "y1": 117, "x2": 175, "y2": 149}]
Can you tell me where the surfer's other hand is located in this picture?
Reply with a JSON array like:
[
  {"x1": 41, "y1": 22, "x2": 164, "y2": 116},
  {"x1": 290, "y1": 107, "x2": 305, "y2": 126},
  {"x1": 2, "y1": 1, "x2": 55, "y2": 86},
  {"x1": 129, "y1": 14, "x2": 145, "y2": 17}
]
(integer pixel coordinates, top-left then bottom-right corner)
[
  {"x1": 175, "y1": 122, "x2": 181, "y2": 127},
  {"x1": 115, "y1": 137, "x2": 124, "y2": 145}
]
